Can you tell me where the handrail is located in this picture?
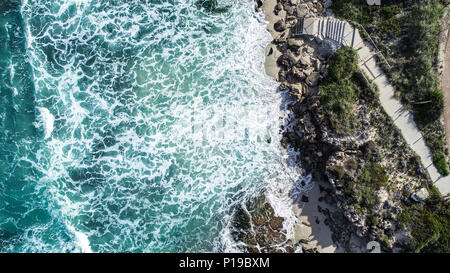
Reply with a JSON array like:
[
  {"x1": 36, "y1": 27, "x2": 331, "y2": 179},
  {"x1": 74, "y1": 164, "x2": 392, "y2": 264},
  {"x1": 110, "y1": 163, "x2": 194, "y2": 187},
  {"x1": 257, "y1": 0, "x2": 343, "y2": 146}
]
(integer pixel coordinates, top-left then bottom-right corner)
[{"x1": 346, "y1": 19, "x2": 392, "y2": 70}]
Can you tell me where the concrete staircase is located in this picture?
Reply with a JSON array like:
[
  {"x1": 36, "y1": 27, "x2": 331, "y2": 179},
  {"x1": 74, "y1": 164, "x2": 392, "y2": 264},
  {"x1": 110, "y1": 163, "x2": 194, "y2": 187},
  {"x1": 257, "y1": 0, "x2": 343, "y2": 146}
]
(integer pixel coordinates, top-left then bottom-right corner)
[{"x1": 294, "y1": 17, "x2": 364, "y2": 49}]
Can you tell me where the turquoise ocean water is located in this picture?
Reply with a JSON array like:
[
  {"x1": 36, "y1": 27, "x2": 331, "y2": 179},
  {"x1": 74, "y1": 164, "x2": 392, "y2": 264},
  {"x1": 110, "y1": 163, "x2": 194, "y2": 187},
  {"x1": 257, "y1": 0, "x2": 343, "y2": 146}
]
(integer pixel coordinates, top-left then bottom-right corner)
[{"x1": 0, "y1": 0, "x2": 301, "y2": 252}]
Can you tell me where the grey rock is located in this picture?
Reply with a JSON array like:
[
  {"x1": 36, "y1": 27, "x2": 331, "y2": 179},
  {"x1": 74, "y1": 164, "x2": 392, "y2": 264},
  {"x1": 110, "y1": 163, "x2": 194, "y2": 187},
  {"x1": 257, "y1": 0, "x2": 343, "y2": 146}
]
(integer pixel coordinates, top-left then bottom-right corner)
[
  {"x1": 296, "y1": 4, "x2": 309, "y2": 17},
  {"x1": 383, "y1": 200, "x2": 393, "y2": 210},
  {"x1": 287, "y1": 38, "x2": 304, "y2": 49},
  {"x1": 306, "y1": 72, "x2": 320, "y2": 86},
  {"x1": 284, "y1": 5, "x2": 295, "y2": 16},
  {"x1": 303, "y1": 67, "x2": 314, "y2": 77},
  {"x1": 392, "y1": 206, "x2": 403, "y2": 215},
  {"x1": 274, "y1": 20, "x2": 286, "y2": 32},
  {"x1": 402, "y1": 184, "x2": 412, "y2": 194},
  {"x1": 291, "y1": 67, "x2": 306, "y2": 81},
  {"x1": 411, "y1": 188, "x2": 429, "y2": 202},
  {"x1": 322, "y1": 0, "x2": 333, "y2": 9},
  {"x1": 299, "y1": 54, "x2": 312, "y2": 67}
]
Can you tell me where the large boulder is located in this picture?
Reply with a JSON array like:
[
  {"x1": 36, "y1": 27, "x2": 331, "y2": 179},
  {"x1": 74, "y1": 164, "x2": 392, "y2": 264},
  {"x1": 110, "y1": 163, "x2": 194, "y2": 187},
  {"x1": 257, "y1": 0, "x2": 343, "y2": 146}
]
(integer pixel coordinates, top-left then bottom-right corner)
[
  {"x1": 296, "y1": 4, "x2": 310, "y2": 17},
  {"x1": 323, "y1": 0, "x2": 333, "y2": 9},
  {"x1": 287, "y1": 38, "x2": 304, "y2": 50},
  {"x1": 411, "y1": 188, "x2": 429, "y2": 202},
  {"x1": 299, "y1": 54, "x2": 312, "y2": 67},
  {"x1": 274, "y1": 20, "x2": 286, "y2": 32},
  {"x1": 292, "y1": 66, "x2": 306, "y2": 81},
  {"x1": 284, "y1": 5, "x2": 296, "y2": 16},
  {"x1": 274, "y1": 3, "x2": 283, "y2": 14},
  {"x1": 277, "y1": 54, "x2": 296, "y2": 69}
]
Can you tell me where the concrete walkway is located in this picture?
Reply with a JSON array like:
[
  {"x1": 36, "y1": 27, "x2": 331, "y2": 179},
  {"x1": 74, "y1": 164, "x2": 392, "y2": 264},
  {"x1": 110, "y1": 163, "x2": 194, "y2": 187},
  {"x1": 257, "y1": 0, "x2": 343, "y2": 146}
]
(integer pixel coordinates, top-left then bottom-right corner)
[{"x1": 298, "y1": 17, "x2": 450, "y2": 196}]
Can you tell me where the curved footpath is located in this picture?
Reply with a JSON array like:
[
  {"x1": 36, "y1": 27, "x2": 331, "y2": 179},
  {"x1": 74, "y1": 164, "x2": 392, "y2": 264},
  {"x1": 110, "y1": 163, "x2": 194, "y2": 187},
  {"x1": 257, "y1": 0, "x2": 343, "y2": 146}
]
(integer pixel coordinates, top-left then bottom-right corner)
[{"x1": 296, "y1": 17, "x2": 450, "y2": 196}]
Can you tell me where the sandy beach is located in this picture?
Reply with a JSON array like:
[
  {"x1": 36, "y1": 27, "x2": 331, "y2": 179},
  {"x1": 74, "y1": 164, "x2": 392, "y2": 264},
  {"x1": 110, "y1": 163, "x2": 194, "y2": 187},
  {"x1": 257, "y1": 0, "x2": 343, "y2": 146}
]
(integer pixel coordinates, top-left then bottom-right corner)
[{"x1": 292, "y1": 179, "x2": 340, "y2": 252}]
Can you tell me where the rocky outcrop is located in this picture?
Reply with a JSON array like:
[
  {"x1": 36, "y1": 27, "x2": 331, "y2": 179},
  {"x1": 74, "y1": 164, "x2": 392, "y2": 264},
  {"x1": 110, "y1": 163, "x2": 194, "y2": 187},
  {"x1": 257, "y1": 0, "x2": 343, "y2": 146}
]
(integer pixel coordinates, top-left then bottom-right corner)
[{"x1": 231, "y1": 195, "x2": 302, "y2": 253}]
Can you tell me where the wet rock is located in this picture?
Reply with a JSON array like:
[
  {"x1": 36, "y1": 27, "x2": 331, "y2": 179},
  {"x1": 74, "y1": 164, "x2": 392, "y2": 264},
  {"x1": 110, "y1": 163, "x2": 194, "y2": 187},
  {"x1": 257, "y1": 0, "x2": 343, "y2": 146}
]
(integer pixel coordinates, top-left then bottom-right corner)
[
  {"x1": 269, "y1": 217, "x2": 284, "y2": 231},
  {"x1": 301, "y1": 195, "x2": 309, "y2": 202},
  {"x1": 231, "y1": 195, "x2": 302, "y2": 253},
  {"x1": 274, "y1": 20, "x2": 286, "y2": 32},
  {"x1": 255, "y1": 0, "x2": 263, "y2": 9}
]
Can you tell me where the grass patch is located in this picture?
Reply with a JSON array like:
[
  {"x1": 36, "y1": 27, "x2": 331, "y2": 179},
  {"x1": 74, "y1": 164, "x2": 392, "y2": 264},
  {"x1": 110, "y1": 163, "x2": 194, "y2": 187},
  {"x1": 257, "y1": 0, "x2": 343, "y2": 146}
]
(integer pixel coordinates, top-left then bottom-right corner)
[
  {"x1": 433, "y1": 152, "x2": 449, "y2": 176},
  {"x1": 359, "y1": 163, "x2": 389, "y2": 190},
  {"x1": 319, "y1": 46, "x2": 359, "y2": 135},
  {"x1": 398, "y1": 189, "x2": 450, "y2": 253},
  {"x1": 343, "y1": 163, "x2": 388, "y2": 211}
]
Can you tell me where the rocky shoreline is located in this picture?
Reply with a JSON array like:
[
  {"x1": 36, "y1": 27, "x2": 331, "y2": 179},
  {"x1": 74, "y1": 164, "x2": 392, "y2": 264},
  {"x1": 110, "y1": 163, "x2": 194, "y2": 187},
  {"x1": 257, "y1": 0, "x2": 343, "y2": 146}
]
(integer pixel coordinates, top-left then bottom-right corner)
[{"x1": 230, "y1": 0, "x2": 434, "y2": 253}]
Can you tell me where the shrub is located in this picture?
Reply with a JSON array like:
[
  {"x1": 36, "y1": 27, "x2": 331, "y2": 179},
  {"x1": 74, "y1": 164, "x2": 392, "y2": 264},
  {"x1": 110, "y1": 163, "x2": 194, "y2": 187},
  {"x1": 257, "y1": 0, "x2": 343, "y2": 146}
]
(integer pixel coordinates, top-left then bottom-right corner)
[
  {"x1": 320, "y1": 47, "x2": 359, "y2": 135},
  {"x1": 358, "y1": 163, "x2": 388, "y2": 189},
  {"x1": 319, "y1": 81, "x2": 356, "y2": 134},
  {"x1": 415, "y1": 89, "x2": 444, "y2": 124},
  {"x1": 432, "y1": 152, "x2": 449, "y2": 176},
  {"x1": 345, "y1": 158, "x2": 358, "y2": 171},
  {"x1": 358, "y1": 185, "x2": 378, "y2": 209},
  {"x1": 330, "y1": 165, "x2": 346, "y2": 180},
  {"x1": 382, "y1": 6, "x2": 400, "y2": 19},
  {"x1": 323, "y1": 46, "x2": 358, "y2": 83}
]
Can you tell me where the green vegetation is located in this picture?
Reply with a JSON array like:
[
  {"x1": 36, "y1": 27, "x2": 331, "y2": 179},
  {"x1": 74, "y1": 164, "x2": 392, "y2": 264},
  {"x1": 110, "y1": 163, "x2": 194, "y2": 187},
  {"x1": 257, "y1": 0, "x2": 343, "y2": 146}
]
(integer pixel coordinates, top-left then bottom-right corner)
[
  {"x1": 320, "y1": 47, "x2": 389, "y2": 211},
  {"x1": 319, "y1": 46, "x2": 359, "y2": 135},
  {"x1": 358, "y1": 163, "x2": 388, "y2": 190},
  {"x1": 433, "y1": 152, "x2": 449, "y2": 176},
  {"x1": 404, "y1": 3, "x2": 445, "y2": 122},
  {"x1": 398, "y1": 189, "x2": 450, "y2": 253},
  {"x1": 331, "y1": 0, "x2": 449, "y2": 175},
  {"x1": 343, "y1": 162, "x2": 388, "y2": 211},
  {"x1": 356, "y1": 184, "x2": 378, "y2": 209},
  {"x1": 325, "y1": 46, "x2": 359, "y2": 81},
  {"x1": 330, "y1": 165, "x2": 346, "y2": 180}
]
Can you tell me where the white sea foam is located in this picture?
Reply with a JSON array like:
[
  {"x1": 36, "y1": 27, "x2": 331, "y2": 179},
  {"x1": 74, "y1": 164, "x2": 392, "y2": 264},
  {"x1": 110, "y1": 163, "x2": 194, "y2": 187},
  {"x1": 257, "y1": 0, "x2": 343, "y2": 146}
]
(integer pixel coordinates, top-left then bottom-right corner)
[
  {"x1": 66, "y1": 224, "x2": 93, "y2": 253},
  {"x1": 16, "y1": 0, "x2": 307, "y2": 252},
  {"x1": 37, "y1": 107, "x2": 55, "y2": 139}
]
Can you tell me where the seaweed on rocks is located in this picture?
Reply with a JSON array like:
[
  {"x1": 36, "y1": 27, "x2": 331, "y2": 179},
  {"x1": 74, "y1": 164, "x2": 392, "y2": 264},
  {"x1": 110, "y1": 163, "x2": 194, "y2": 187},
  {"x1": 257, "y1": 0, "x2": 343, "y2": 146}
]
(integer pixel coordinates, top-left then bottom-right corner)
[{"x1": 231, "y1": 194, "x2": 302, "y2": 253}]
